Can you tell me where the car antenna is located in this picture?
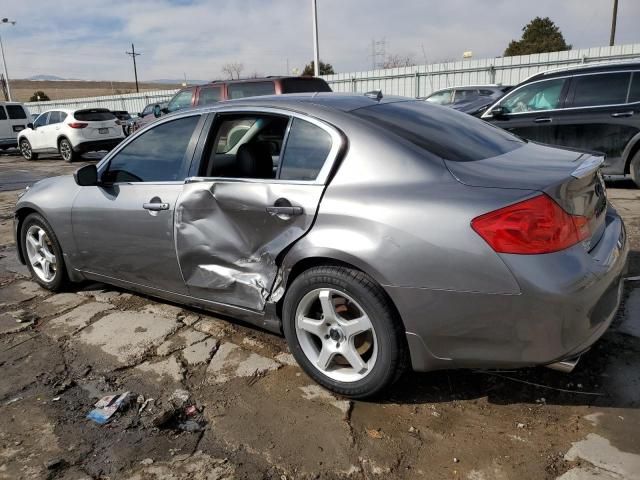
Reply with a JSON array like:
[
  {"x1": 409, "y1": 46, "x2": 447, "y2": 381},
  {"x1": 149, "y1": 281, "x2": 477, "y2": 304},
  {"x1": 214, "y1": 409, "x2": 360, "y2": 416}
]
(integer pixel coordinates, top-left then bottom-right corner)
[{"x1": 364, "y1": 90, "x2": 383, "y2": 101}]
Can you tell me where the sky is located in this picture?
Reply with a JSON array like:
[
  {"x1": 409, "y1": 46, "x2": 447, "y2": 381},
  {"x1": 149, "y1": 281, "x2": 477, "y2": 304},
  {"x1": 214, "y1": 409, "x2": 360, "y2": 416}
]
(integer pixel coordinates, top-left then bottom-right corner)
[{"x1": 1, "y1": 0, "x2": 639, "y2": 82}]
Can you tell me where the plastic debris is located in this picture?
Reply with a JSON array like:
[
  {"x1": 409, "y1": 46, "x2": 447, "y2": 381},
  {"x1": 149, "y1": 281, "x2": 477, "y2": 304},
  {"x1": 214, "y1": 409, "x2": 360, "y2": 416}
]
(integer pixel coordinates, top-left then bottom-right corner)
[
  {"x1": 87, "y1": 392, "x2": 130, "y2": 424},
  {"x1": 453, "y1": 457, "x2": 460, "y2": 463},
  {"x1": 52, "y1": 396, "x2": 61, "y2": 402}
]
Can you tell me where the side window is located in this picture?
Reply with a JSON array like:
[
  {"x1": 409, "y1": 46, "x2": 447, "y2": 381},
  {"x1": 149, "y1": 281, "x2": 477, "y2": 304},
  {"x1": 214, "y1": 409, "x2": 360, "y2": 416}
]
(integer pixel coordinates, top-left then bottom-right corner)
[
  {"x1": 279, "y1": 119, "x2": 333, "y2": 181},
  {"x1": 34, "y1": 113, "x2": 48, "y2": 128},
  {"x1": 568, "y1": 72, "x2": 631, "y2": 107},
  {"x1": 6, "y1": 105, "x2": 27, "y2": 119},
  {"x1": 426, "y1": 90, "x2": 453, "y2": 105},
  {"x1": 60, "y1": 112, "x2": 68, "y2": 122},
  {"x1": 103, "y1": 115, "x2": 200, "y2": 183},
  {"x1": 167, "y1": 90, "x2": 193, "y2": 112},
  {"x1": 454, "y1": 89, "x2": 479, "y2": 102},
  {"x1": 0, "y1": 107, "x2": 6, "y2": 120},
  {"x1": 500, "y1": 78, "x2": 566, "y2": 113},
  {"x1": 48, "y1": 111, "x2": 61, "y2": 124},
  {"x1": 200, "y1": 114, "x2": 289, "y2": 179},
  {"x1": 629, "y1": 72, "x2": 640, "y2": 103},
  {"x1": 227, "y1": 81, "x2": 276, "y2": 100},
  {"x1": 198, "y1": 87, "x2": 222, "y2": 105}
]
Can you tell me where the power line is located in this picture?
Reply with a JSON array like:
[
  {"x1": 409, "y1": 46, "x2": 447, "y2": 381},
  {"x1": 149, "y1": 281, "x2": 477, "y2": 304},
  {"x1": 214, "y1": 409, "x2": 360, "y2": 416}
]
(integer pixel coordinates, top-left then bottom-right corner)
[{"x1": 125, "y1": 43, "x2": 141, "y2": 93}]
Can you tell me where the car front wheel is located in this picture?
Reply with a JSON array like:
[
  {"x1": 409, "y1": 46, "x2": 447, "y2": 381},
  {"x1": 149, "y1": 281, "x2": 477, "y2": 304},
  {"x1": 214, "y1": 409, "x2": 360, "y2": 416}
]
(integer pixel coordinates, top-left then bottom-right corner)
[
  {"x1": 21, "y1": 213, "x2": 70, "y2": 291},
  {"x1": 19, "y1": 139, "x2": 38, "y2": 160},
  {"x1": 283, "y1": 266, "x2": 406, "y2": 399}
]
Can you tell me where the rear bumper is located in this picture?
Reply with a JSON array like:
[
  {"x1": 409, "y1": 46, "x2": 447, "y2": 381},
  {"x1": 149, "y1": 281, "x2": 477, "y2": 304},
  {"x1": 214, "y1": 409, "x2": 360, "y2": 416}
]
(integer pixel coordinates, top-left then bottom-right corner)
[
  {"x1": 0, "y1": 138, "x2": 18, "y2": 148},
  {"x1": 390, "y1": 207, "x2": 628, "y2": 372},
  {"x1": 73, "y1": 138, "x2": 122, "y2": 153}
]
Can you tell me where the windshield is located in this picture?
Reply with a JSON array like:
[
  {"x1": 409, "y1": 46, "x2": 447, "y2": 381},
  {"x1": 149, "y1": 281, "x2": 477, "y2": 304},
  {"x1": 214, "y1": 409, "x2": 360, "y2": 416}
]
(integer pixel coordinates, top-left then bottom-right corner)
[{"x1": 351, "y1": 101, "x2": 524, "y2": 162}]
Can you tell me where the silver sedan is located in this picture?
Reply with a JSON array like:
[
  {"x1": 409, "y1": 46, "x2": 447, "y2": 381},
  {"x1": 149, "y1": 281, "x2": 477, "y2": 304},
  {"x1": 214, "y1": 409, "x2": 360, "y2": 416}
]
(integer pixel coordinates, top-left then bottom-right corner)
[{"x1": 14, "y1": 93, "x2": 628, "y2": 398}]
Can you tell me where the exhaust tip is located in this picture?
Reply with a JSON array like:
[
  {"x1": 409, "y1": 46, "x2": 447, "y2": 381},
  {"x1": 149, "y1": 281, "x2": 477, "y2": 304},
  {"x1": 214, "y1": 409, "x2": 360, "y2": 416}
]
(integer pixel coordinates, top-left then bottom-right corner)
[{"x1": 547, "y1": 356, "x2": 580, "y2": 373}]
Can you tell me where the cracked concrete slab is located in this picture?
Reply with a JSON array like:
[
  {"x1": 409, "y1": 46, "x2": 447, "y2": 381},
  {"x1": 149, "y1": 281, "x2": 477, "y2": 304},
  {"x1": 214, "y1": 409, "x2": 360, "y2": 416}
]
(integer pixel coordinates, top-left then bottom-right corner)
[
  {"x1": 77, "y1": 311, "x2": 179, "y2": 365},
  {"x1": 192, "y1": 316, "x2": 228, "y2": 338},
  {"x1": 45, "y1": 302, "x2": 114, "y2": 339},
  {"x1": 77, "y1": 288, "x2": 132, "y2": 303},
  {"x1": 206, "y1": 343, "x2": 280, "y2": 383},
  {"x1": 136, "y1": 355, "x2": 184, "y2": 383},
  {"x1": 156, "y1": 328, "x2": 208, "y2": 356},
  {"x1": 556, "y1": 466, "x2": 621, "y2": 479},
  {"x1": 299, "y1": 384, "x2": 351, "y2": 416},
  {"x1": 0, "y1": 310, "x2": 34, "y2": 334},
  {"x1": 140, "y1": 303, "x2": 183, "y2": 318},
  {"x1": 126, "y1": 451, "x2": 235, "y2": 480},
  {"x1": 564, "y1": 433, "x2": 640, "y2": 480},
  {"x1": 275, "y1": 352, "x2": 297, "y2": 367},
  {"x1": 183, "y1": 338, "x2": 218, "y2": 366},
  {"x1": 0, "y1": 280, "x2": 47, "y2": 307},
  {"x1": 35, "y1": 293, "x2": 85, "y2": 317},
  {"x1": 618, "y1": 288, "x2": 640, "y2": 338}
]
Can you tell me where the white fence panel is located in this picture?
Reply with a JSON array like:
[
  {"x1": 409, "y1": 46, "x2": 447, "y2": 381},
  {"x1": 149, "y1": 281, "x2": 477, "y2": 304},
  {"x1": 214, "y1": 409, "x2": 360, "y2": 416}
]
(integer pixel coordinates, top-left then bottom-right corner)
[{"x1": 22, "y1": 43, "x2": 640, "y2": 113}]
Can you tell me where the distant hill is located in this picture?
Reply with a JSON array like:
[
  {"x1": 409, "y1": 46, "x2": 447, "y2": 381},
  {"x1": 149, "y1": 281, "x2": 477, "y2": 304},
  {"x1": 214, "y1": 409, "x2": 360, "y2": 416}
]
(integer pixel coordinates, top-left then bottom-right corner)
[
  {"x1": 150, "y1": 78, "x2": 210, "y2": 85},
  {"x1": 27, "y1": 74, "x2": 73, "y2": 81}
]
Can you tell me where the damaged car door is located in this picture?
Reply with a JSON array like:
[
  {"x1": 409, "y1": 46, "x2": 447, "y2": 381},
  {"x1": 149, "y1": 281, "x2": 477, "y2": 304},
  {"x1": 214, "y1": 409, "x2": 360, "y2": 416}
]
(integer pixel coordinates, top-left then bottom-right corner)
[
  {"x1": 71, "y1": 114, "x2": 203, "y2": 293},
  {"x1": 176, "y1": 110, "x2": 342, "y2": 310}
]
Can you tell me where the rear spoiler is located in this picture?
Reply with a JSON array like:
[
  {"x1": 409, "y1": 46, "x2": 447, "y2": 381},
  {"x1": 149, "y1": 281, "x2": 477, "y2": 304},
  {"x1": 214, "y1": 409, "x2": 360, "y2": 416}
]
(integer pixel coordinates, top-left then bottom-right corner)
[{"x1": 571, "y1": 155, "x2": 605, "y2": 180}]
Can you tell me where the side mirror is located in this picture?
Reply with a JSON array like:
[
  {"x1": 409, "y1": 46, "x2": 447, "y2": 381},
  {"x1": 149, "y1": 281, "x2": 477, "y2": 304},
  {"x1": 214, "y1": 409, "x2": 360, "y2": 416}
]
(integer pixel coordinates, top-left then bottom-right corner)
[
  {"x1": 489, "y1": 106, "x2": 508, "y2": 119},
  {"x1": 153, "y1": 104, "x2": 163, "y2": 118},
  {"x1": 27, "y1": 123, "x2": 34, "y2": 130},
  {"x1": 74, "y1": 164, "x2": 98, "y2": 186}
]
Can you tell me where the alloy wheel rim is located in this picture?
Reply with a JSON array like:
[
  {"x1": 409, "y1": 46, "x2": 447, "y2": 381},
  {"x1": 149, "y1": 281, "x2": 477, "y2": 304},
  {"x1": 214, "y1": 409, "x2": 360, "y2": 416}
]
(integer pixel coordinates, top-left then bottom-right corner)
[
  {"x1": 60, "y1": 141, "x2": 71, "y2": 160},
  {"x1": 21, "y1": 141, "x2": 31, "y2": 159},
  {"x1": 25, "y1": 225, "x2": 57, "y2": 282},
  {"x1": 295, "y1": 288, "x2": 378, "y2": 382}
]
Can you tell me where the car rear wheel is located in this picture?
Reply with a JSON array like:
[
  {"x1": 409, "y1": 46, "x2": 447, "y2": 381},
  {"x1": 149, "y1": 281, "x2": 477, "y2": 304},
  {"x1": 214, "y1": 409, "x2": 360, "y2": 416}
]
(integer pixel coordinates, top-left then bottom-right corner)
[
  {"x1": 20, "y1": 139, "x2": 38, "y2": 160},
  {"x1": 58, "y1": 138, "x2": 77, "y2": 162},
  {"x1": 630, "y1": 151, "x2": 640, "y2": 188},
  {"x1": 21, "y1": 213, "x2": 70, "y2": 292},
  {"x1": 283, "y1": 266, "x2": 406, "y2": 399}
]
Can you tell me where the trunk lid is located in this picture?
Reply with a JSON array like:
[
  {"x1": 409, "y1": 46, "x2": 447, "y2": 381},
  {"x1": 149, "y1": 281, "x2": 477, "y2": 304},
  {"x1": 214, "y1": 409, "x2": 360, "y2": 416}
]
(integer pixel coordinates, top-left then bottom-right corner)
[{"x1": 446, "y1": 142, "x2": 608, "y2": 251}]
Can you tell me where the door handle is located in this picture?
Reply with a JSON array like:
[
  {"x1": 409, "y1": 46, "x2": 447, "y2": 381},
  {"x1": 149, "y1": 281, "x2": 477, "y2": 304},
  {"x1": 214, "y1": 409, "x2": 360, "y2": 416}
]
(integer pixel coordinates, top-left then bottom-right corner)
[
  {"x1": 143, "y1": 202, "x2": 169, "y2": 211},
  {"x1": 611, "y1": 111, "x2": 634, "y2": 118},
  {"x1": 534, "y1": 117, "x2": 552, "y2": 123},
  {"x1": 266, "y1": 206, "x2": 303, "y2": 216}
]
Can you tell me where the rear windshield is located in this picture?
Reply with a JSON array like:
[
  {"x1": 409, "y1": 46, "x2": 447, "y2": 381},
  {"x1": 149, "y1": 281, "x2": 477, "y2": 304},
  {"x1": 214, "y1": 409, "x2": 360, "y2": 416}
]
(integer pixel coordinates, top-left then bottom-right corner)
[
  {"x1": 6, "y1": 105, "x2": 27, "y2": 119},
  {"x1": 281, "y1": 78, "x2": 332, "y2": 93},
  {"x1": 227, "y1": 81, "x2": 276, "y2": 99},
  {"x1": 351, "y1": 101, "x2": 524, "y2": 162},
  {"x1": 74, "y1": 109, "x2": 116, "y2": 121}
]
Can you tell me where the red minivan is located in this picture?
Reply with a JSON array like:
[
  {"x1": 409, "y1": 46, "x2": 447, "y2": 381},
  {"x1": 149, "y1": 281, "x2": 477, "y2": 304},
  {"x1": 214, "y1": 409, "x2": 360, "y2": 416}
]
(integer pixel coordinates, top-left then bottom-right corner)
[{"x1": 134, "y1": 76, "x2": 332, "y2": 131}]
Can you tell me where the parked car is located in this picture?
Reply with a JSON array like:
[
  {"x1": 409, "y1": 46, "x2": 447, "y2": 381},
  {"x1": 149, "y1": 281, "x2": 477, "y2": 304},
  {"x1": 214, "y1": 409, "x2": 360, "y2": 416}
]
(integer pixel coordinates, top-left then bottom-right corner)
[
  {"x1": 111, "y1": 110, "x2": 133, "y2": 136},
  {"x1": 482, "y1": 61, "x2": 640, "y2": 186},
  {"x1": 18, "y1": 108, "x2": 124, "y2": 162},
  {"x1": 424, "y1": 85, "x2": 511, "y2": 116},
  {"x1": 14, "y1": 93, "x2": 627, "y2": 398},
  {"x1": 0, "y1": 102, "x2": 30, "y2": 150},
  {"x1": 134, "y1": 76, "x2": 332, "y2": 131}
]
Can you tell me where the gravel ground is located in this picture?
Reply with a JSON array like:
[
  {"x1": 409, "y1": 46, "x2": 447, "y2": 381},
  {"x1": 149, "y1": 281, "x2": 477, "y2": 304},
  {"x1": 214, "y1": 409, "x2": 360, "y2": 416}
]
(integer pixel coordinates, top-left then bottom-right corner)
[{"x1": 0, "y1": 150, "x2": 639, "y2": 480}]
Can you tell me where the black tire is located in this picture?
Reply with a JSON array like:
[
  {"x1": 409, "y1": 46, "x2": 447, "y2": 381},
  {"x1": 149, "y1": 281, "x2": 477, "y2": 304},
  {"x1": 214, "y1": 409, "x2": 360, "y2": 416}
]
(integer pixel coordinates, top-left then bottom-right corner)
[
  {"x1": 283, "y1": 266, "x2": 407, "y2": 399},
  {"x1": 58, "y1": 138, "x2": 78, "y2": 162},
  {"x1": 19, "y1": 139, "x2": 38, "y2": 160},
  {"x1": 20, "y1": 213, "x2": 70, "y2": 292},
  {"x1": 630, "y1": 151, "x2": 640, "y2": 188}
]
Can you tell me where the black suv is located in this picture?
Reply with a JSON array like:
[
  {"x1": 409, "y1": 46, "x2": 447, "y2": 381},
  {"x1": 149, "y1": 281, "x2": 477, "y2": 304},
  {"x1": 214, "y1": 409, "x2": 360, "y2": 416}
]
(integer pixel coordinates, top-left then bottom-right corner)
[{"x1": 482, "y1": 62, "x2": 640, "y2": 186}]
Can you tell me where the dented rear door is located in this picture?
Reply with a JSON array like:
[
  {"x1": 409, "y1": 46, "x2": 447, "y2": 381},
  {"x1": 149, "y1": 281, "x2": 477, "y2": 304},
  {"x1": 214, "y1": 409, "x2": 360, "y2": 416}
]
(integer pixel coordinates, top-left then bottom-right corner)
[
  {"x1": 174, "y1": 111, "x2": 343, "y2": 311},
  {"x1": 175, "y1": 180, "x2": 323, "y2": 310}
]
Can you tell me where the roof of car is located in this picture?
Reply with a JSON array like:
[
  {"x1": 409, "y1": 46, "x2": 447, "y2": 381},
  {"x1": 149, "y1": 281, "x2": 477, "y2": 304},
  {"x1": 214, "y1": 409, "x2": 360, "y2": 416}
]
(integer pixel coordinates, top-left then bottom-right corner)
[
  {"x1": 185, "y1": 92, "x2": 414, "y2": 115},
  {"x1": 524, "y1": 60, "x2": 640, "y2": 83}
]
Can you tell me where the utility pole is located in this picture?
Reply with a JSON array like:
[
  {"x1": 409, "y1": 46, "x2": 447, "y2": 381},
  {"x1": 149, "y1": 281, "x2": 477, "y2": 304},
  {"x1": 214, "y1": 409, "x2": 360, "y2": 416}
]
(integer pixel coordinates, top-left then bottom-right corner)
[
  {"x1": 0, "y1": 18, "x2": 16, "y2": 101},
  {"x1": 609, "y1": 0, "x2": 618, "y2": 46},
  {"x1": 126, "y1": 43, "x2": 141, "y2": 93},
  {"x1": 311, "y1": 0, "x2": 320, "y2": 76}
]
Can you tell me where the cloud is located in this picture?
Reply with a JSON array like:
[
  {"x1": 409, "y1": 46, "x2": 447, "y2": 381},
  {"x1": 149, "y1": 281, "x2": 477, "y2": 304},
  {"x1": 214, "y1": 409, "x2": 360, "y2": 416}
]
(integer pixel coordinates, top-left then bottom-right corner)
[{"x1": 1, "y1": 0, "x2": 638, "y2": 81}]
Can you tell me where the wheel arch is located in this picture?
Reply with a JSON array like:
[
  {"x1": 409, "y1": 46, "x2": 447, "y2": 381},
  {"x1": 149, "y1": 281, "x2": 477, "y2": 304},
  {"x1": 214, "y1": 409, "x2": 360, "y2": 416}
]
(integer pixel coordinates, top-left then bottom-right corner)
[
  {"x1": 57, "y1": 134, "x2": 71, "y2": 148},
  {"x1": 623, "y1": 132, "x2": 640, "y2": 174},
  {"x1": 14, "y1": 206, "x2": 43, "y2": 264}
]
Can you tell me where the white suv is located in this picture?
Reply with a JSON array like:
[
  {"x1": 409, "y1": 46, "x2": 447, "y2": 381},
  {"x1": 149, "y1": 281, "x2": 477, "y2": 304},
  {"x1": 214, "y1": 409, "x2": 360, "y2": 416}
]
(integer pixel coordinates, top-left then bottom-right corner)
[{"x1": 18, "y1": 108, "x2": 124, "y2": 162}]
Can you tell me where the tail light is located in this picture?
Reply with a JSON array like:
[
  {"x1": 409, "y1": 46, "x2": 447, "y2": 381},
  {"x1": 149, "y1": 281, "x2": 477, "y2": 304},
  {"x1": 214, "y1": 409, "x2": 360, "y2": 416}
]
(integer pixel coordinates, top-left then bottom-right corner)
[
  {"x1": 68, "y1": 122, "x2": 88, "y2": 129},
  {"x1": 471, "y1": 194, "x2": 591, "y2": 254}
]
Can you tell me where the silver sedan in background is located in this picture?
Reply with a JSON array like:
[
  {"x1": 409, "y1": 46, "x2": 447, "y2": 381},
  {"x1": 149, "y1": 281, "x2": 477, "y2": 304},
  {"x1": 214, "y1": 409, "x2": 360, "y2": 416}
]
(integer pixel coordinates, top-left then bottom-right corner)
[{"x1": 14, "y1": 93, "x2": 628, "y2": 398}]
